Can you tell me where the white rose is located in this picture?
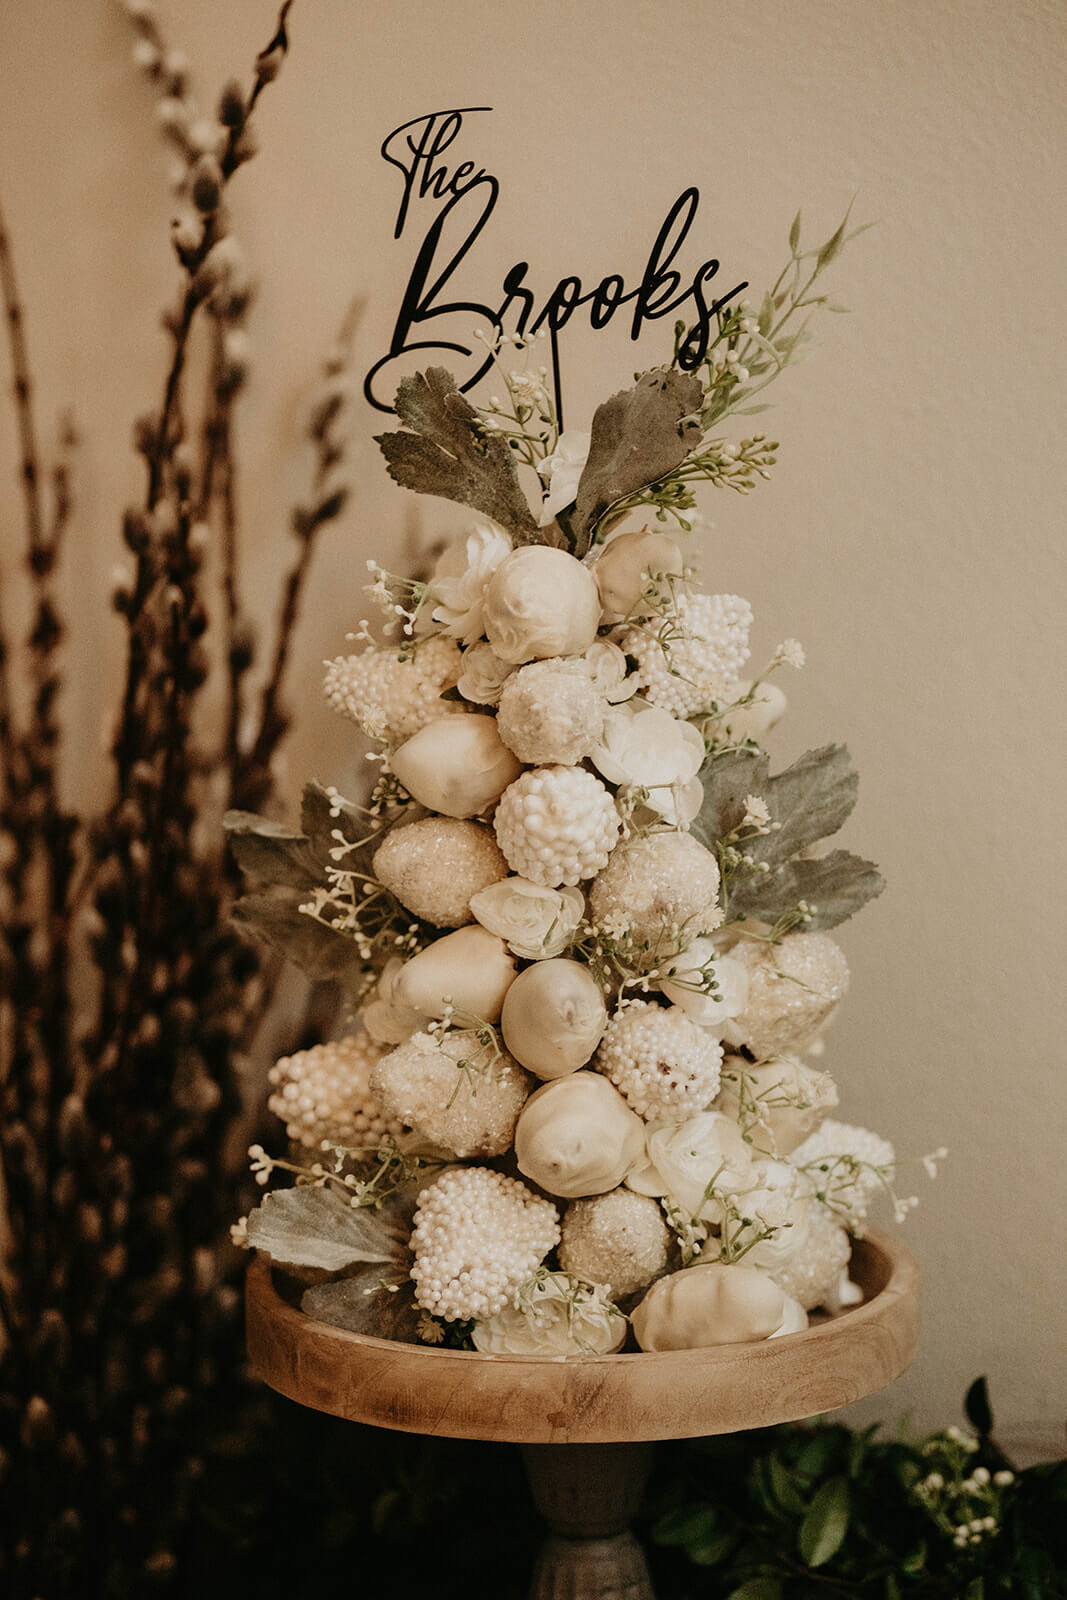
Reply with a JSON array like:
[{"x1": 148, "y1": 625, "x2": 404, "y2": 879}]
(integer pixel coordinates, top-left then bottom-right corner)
[
  {"x1": 391, "y1": 926, "x2": 517, "y2": 1022},
  {"x1": 390, "y1": 714, "x2": 522, "y2": 818},
  {"x1": 426, "y1": 520, "x2": 512, "y2": 643},
  {"x1": 500, "y1": 958, "x2": 607, "y2": 1080},
  {"x1": 582, "y1": 639, "x2": 638, "y2": 704},
  {"x1": 469, "y1": 877, "x2": 585, "y2": 960},
  {"x1": 657, "y1": 941, "x2": 750, "y2": 1031},
  {"x1": 590, "y1": 701, "x2": 705, "y2": 825},
  {"x1": 456, "y1": 641, "x2": 514, "y2": 705},
  {"x1": 483, "y1": 547, "x2": 601, "y2": 665},
  {"x1": 514, "y1": 1071, "x2": 646, "y2": 1198},
  {"x1": 627, "y1": 1111, "x2": 755, "y2": 1221},
  {"x1": 631, "y1": 1262, "x2": 808, "y2": 1351},
  {"x1": 593, "y1": 527, "x2": 685, "y2": 623},
  {"x1": 536, "y1": 429, "x2": 590, "y2": 526},
  {"x1": 471, "y1": 1272, "x2": 625, "y2": 1355}
]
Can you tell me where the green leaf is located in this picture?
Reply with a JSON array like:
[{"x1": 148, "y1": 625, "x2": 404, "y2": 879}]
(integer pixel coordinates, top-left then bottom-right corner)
[
  {"x1": 788, "y1": 210, "x2": 803, "y2": 253},
  {"x1": 693, "y1": 746, "x2": 769, "y2": 846},
  {"x1": 798, "y1": 1475, "x2": 850, "y2": 1567},
  {"x1": 232, "y1": 890, "x2": 366, "y2": 984},
  {"x1": 758, "y1": 288, "x2": 775, "y2": 337},
  {"x1": 570, "y1": 367, "x2": 704, "y2": 555},
  {"x1": 728, "y1": 848, "x2": 885, "y2": 930},
  {"x1": 794, "y1": 1431, "x2": 839, "y2": 1481},
  {"x1": 964, "y1": 1580, "x2": 984, "y2": 1600},
  {"x1": 303, "y1": 1268, "x2": 423, "y2": 1342},
  {"x1": 749, "y1": 745, "x2": 859, "y2": 864},
  {"x1": 375, "y1": 367, "x2": 540, "y2": 543},
  {"x1": 768, "y1": 1452, "x2": 809, "y2": 1514},
  {"x1": 815, "y1": 205, "x2": 854, "y2": 271},
  {"x1": 246, "y1": 1186, "x2": 410, "y2": 1272},
  {"x1": 725, "y1": 1580, "x2": 783, "y2": 1600},
  {"x1": 884, "y1": 1577, "x2": 902, "y2": 1600},
  {"x1": 964, "y1": 1375, "x2": 994, "y2": 1438},
  {"x1": 653, "y1": 1504, "x2": 721, "y2": 1548},
  {"x1": 687, "y1": 1530, "x2": 739, "y2": 1567},
  {"x1": 224, "y1": 809, "x2": 323, "y2": 889}
]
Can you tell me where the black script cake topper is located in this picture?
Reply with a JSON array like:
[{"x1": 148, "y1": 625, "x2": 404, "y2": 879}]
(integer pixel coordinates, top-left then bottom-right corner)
[{"x1": 364, "y1": 107, "x2": 748, "y2": 421}]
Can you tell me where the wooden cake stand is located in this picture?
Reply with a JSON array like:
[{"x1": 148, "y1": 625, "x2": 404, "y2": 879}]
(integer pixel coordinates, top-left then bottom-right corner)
[{"x1": 247, "y1": 1229, "x2": 918, "y2": 1599}]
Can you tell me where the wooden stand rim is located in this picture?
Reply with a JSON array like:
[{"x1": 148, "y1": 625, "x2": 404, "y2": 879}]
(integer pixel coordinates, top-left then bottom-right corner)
[{"x1": 246, "y1": 1228, "x2": 918, "y2": 1444}]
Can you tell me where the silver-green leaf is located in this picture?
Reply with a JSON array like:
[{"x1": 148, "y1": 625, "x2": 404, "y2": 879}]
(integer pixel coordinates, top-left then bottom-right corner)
[
  {"x1": 570, "y1": 367, "x2": 704, "y2": 555},
  {"x1": 729, "y1": 849, "x2": 885, "y2": 930},
  {"x1": 374, "y1": 367, "x2": 540, "y2": 543},
  {"x1": 302, "y1": 1269, "x2": 423, "y2": 1342},
  {"x1": 746, "y1": 744, "x2": 859, "y2": 865},
  {"x1": 246, "y1": 1185, "x2": 410, "y2": 1272},
  {"x1": 232, "y1": 890, "x2": 365, "y2": 983},
  {"x1": 224, "y1": 809, "x2": 322, "y2": 890}
]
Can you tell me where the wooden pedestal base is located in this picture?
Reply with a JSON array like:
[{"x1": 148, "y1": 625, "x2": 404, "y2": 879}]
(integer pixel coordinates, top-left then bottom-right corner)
[
  {"x1": 246, "y1": 1229, "x2": 918, "y2": 1598},
  {"x1": 521, "y1": 1442, "x2": 655, "y2": 1600}
]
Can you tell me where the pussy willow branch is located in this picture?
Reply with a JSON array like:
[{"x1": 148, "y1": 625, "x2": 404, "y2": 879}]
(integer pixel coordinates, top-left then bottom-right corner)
[
  {"x1": 236, "y1": 299, "x2": 359, "y2": 814},
  {"x1": 112, "y1": 0, "x2": 293, "y2": 798}
]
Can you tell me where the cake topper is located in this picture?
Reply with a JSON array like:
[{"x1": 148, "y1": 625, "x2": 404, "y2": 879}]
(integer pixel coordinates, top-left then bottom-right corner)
[{"x1": 364, "y1": 106, "x2": 748, "y2": 420}]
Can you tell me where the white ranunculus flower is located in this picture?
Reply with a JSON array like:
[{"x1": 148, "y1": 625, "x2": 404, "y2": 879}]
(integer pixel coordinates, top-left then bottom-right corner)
[
  {"x1": 582, "y1": 639, "x2": 638, "y2": 704},
  {"x1": 590, "y1": 701, "x2": 705, "y2": 825},
  {"x1": 483, "y1": 547, "x2": 601, "y2": 665},
  {"x1": 469, "y1": 877, "x2": 585, "y2": 960},
  {"x1": 627, "y1": 1111, "x2": 756, "y2": 1222},
  {"x1": 426, "y1": 520, "x2": 512, "y2": 643},
  {"x1": 537, "y1": 429, "x2": 590, "y2": 527},
  {"x1": 657, "y1": 941, "x2": 750, "y2": 1031},
  {"x1": 471, "y1": 1271, "x2": 626, "y2": 1355},
  {"x1": 456, "y1": 641, "x2": 514, "y2": 705}
]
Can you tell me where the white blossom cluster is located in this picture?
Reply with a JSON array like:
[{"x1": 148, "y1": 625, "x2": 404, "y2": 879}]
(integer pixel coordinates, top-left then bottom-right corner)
[{"x1": 251, "y1": 402, "x2": 922, "y2": 1357}]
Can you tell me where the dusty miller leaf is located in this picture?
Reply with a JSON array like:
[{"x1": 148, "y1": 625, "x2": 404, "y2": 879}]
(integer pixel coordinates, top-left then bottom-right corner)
[
  {"x1": 692, "y1": 747, "x2": 769, "y2": 847},
  {"x1": 232, "y1": 890, "x2": 364, "y2": 984},
  {"x1": 246, "y1": 1185, "x2": 409, "y2": 1272},
  {"x1": 374, "y1": 367, "x2": 540, "y2": 543},
  {"x1": 729, "y1": 849, "x2": 885, "y2": 930},
  {"x1": 302, "y1": 1271, "x2": 423, "y2": 1343},
  {"x1": 746, "y1": 745, "x2": 858, "y2": 866},
  {"x1": 570, "y1": 367, "x2": 704, "y2": 555},
  {"x1": 224, "y1": 809, "x2": 323, "y2": 890}
]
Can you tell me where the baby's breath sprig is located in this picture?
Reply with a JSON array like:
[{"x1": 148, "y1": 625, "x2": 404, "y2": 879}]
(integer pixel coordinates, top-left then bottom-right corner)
[
  {"x1": 247, "y1": 1132, "x2": 445, "y2": 1212},
  {"x1": 660, "y1": 1198, "x2": 709, "y2": 1267},
  {"x1": 598, "y1": 435, "x2": 779, "y2": 536},
  {"x1": 299, "y1": 859, "x2": 424, "y2": 970},
  {"x1": 324, "y1": 1132, "x2": 447, "y2": 1210},
  {"x1": 796, "y1": 1149, "x2": 904, "y2": 1231},
  {"x1": 575, "y1": 914, "x2": 695, "y2": 1005},
  {"x1": 720, "y1": 1060, "x2": 818, "y2": 1144},
  {"x1": 363, "y1": 559, "x2": 434, "y2": 655},
  {"x1": 470, "y1": 326, "x2": 559, "y2": 469},
  {"x1": 910, "y1": 1429, "x2": 1015, "y2": 1552}
]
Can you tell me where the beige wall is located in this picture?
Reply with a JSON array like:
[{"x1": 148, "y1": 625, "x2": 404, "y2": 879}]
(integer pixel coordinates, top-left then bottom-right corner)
[{"x1": 1, "y1": 0, "x2": 1064, "y2": 1441}]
